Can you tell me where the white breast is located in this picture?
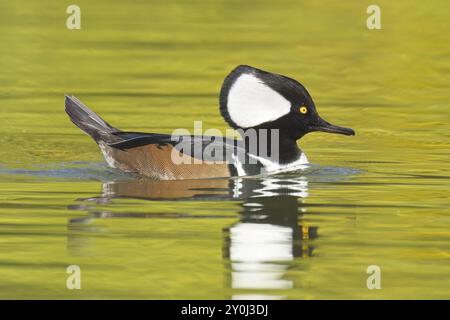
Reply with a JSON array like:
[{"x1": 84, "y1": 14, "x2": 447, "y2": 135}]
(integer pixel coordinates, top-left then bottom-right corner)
[{"x1": 242, "y1": 152, "x2": 310, "y2": 176}]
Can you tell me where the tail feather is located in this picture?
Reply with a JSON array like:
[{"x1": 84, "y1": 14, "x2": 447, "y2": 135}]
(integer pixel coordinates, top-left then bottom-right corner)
[{"x1": 65, "y1": 95, "x2": 120, "y2": 143}]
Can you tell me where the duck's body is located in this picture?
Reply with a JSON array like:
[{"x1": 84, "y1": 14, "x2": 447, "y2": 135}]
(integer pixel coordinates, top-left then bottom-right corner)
[
  {"x1": 65, "y1": 96, "x2": 308, "y2": 179},
  {"x1": 97, "y1": 134, "x2": 232, "y2": 180},
  {"x1": 65, "y1": 65, "x2": 354, "y2": 180}
]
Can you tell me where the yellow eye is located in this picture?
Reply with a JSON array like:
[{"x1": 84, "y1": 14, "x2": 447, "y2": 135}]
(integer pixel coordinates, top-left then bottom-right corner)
[{"x1": 299, "y1": 106, "x2": 308, "y2": 114}]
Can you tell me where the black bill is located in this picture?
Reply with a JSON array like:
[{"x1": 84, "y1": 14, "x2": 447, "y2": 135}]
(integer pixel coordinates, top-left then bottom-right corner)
[{"x1": 311, "y1": 119, "x2": 355, "y2": 136}]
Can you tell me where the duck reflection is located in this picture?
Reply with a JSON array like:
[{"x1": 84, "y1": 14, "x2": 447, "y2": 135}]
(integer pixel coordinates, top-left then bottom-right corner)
[
  {"x1": 223, "y1": 177, "x2": 317, "y2": 294},
  {"x1": 68, "y1": 174, "x2": 318, "y2": 293}
]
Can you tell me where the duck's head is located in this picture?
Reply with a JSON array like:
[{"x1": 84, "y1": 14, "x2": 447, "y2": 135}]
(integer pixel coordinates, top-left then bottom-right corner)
[{"x1": 219, "y1": 65, "x2": 355, "y2": 140}]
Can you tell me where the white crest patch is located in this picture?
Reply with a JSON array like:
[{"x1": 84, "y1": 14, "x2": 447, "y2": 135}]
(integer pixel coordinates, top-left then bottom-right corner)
[{"x1": 227, "y1": 74, "x2": 291, "y2": 128}]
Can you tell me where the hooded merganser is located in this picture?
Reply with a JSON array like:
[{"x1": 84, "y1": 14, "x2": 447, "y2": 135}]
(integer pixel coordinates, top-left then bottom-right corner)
[{"x1": 65, "y1": 65, "x2": 354, "y2": 180}]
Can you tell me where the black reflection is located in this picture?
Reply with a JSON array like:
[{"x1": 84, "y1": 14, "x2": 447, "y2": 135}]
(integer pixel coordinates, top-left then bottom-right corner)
[
  {"x1": 222, "y1": 177, "x2": 317, "y2": 293},
  {"x1": 67, "y1": 175, "x2": 319, "y2": 292}
]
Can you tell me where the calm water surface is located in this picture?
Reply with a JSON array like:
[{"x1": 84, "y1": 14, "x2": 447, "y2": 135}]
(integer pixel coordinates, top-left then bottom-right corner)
[{"x1": 0, "y1": 1, "x2": 449, "y2": 299}]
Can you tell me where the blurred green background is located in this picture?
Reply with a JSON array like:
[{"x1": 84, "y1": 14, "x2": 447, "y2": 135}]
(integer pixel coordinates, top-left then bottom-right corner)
[{"x1": 0, "y1": 0, "x2": 449, "y2": 299}]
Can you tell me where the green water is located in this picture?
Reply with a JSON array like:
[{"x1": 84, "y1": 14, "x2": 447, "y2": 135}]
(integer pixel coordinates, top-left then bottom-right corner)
[{"x1": 0, "y1": 0, "x2": 449, "y2": 299}]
